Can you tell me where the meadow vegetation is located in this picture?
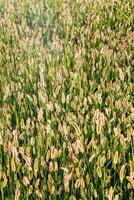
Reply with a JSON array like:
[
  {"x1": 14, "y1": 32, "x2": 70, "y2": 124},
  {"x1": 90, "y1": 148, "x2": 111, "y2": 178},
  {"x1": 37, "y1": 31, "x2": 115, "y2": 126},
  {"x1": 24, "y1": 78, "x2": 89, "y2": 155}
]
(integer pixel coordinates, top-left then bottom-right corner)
[{"x1": 0, "y1": 0, "x2": 134, "y2": 199}]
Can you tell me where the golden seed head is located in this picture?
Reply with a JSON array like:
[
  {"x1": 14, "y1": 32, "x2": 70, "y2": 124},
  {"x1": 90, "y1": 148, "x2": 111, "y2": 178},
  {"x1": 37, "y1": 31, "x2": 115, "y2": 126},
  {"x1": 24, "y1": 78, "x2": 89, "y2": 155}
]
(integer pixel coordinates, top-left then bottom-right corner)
[
  {"x1": 34, "y1": 158, "x2": 39, "y2": 177},
  {"x1": 23, "y1": 176, "x2": 30, "y2": 186},
  {"x1": 120, "y1": 164, "x2": 126, "y2": 183},
  {"x1": 2, "y1": 173, "x2": 8, "y2": 188},
  {"x1": 35, "y1": 190, "x2": 42, "y2": 198},
  {"x1": 97, "y1": 166, "x2": 102, "y2": 178},
  {"x1": 15, "y1": 187, "x2": 20, "y2": 200},
  {"x1": 93, "y1": 188, "x2": 98, "y2": 198},
  {"x1": 113, "y1": 151, "x2": 118, "y2": 166},
  {"x1": 11, "y1": 157, "x2": 16, "y2": 172},
  {"x1": 28, "y1": 185, "x2": 33, "y2": 195}
]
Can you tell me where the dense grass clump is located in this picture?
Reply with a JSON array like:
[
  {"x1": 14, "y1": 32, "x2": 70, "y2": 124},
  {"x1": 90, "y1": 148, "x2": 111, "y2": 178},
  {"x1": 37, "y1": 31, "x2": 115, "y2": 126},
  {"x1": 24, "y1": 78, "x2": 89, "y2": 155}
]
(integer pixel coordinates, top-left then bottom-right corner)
[{"x1": 0, "y1": 0, "x2": 134, "y2": 199}]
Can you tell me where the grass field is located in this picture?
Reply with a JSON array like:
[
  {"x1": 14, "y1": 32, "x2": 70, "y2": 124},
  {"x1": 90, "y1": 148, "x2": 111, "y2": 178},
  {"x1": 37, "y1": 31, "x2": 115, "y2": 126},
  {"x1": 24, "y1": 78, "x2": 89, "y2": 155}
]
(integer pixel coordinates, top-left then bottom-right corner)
[{"x1": 0, "y1": 0, "x2": 134, "y2": 199}]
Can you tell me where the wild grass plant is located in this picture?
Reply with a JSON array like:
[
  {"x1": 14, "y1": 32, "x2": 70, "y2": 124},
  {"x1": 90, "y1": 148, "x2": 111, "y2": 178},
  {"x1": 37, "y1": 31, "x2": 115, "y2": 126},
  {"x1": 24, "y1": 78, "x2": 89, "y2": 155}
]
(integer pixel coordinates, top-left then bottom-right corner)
[{"x1": 0, "y1": 0, "x2": 134, "y2": 199}]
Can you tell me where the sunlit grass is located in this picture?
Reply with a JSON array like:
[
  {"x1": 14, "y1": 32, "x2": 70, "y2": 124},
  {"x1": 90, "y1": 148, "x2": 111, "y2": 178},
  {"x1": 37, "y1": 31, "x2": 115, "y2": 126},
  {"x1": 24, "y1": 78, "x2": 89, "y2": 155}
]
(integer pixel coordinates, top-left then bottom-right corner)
[{"x1": 0, "y1": 0, "x2": 134, "y2": 199}]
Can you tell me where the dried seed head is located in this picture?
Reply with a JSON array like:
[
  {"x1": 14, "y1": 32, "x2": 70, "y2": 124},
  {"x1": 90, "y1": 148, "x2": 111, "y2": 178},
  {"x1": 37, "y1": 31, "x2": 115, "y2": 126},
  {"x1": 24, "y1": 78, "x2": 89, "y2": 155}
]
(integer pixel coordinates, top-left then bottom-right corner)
[
  {"x1": 129, "y1": 161, "x2": 134, "y2": 179},
  {"x1": 61, "y1": 92, "x2": 66, "y2": 104},
  {"x1": 30, "y1": 137, "x2": 35, "y2": 146},
  {"x1": 93, "y1": 188, "x2": 98, "y2": 198},
  {"x1": 64, "y1": 172, "x2": 72, "y2": 192},
  {"x1": 69, "y1": 196, "x2": 77, "y2": 200},
  {"x1": 80, "y1": 178, "x2": 85, "y2": 189},
  {"x1": 89, "y1": 154, "x2": 95, "y2": 163},
  {"x1": 75, "y1": 178, "x2": 80, "y2": 189},
  {"x1": 126, "y1": 128, "x2": 132, "y2": 141},
  {"x1": 106, "y1": 187, "x2": 114, "y2": 200},
  {"x1": 0, "y1": 134, "x2": 3, "y2": 145},
  {"x1": 54, "y1": 161, "x2": 58, "y2": 171},
  {"x1": 23, "y1": 155, "x2": 32, "y2": 167},
  {"x1": 49, "y1": 161, "x2": 54, "y2": 172},
  {"x1": 50, "y1": 186, "x2": 55, "y2": 195},
  {"x1": 120, "y1": 164, "x2": 126, "y2": 183},
  {"x1": 114, "y1": 194, "x2": 120, "y2": 200},
  {"x1": 2, "y1": 173, "x2": 8, "y2": 188},
  {"x1": 36, "y1": 190, "x2": 42, "y2": 198},
  {"x1": 34, "y1": 158, "x2": 38, "y2": 177},
  {"x1": 71, "y1": 122, "x2": 81, "y2": 137},
  {"x1": 28, "y1": 185, "x2": 33, "y2": 195},
  {"x1": 23, "y1": 176, "x2": 30, "y2": 186},
  {"x1": 99, "y1": 155, "x2": 106, "y2": 167},
  {"x1": 46, "y1": 149, "x2": 51, "y2": 162},
  {"x1": 119, "y1": 134, "x2": 126, "y2": 148},
  {"x1": 77, "y1": 140, "x2": 84, "y2": 153},
  {"x1": 126, "y1": 176, "x2": 134, "y2": 189},
  {"x1": 16, "y1": 180, "x2": 20, "y2": 188},
  {"x1": 0, "y1": 168, "x2": 2, "y2": 178},
  {"x1": 19, "y1": 147, "x2": 24, "y2": 155},
  {"x1": 55, "y1": 103, "x2": 62, "y2": 113},
  {"x1": 118, "y1": 68, "x2": 124, "y2": 81},
  {"x1": 97, "y1": 166, "x2": 102, "y2": 178},
  {"x1": 113, "y1": 151, "x2": 118, "y2": 165},
  {"x1": 35, "y1": 178, "x2": 40, "y2": 189},
  {"x1": 87, "y1": 138, "x2": 96, "y2": 149},
  {"x1": 75, "y1": 178, "x2": 85, "y2": 189},
  {"x1": 47, "y1": 101, "x2": 53, "y2": 111},
  {"x1": 41, "y1": 157, "x2": 46, "y2": 166},
  {"x1": 37, "y1": 108, "x2": 44, "y2": 121},
  {"x1": 15, "y1": 187, "x2": 20, "y2": 200},
  {"x1": 76, "y1": 168, "x2": 80, "y2": 177},
  {"x1": 11, "y1": 157, "x2": 16, "y2": 172},
  {"x1": 51, "y1": 146, "x2": 59, "y2": 160}
]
